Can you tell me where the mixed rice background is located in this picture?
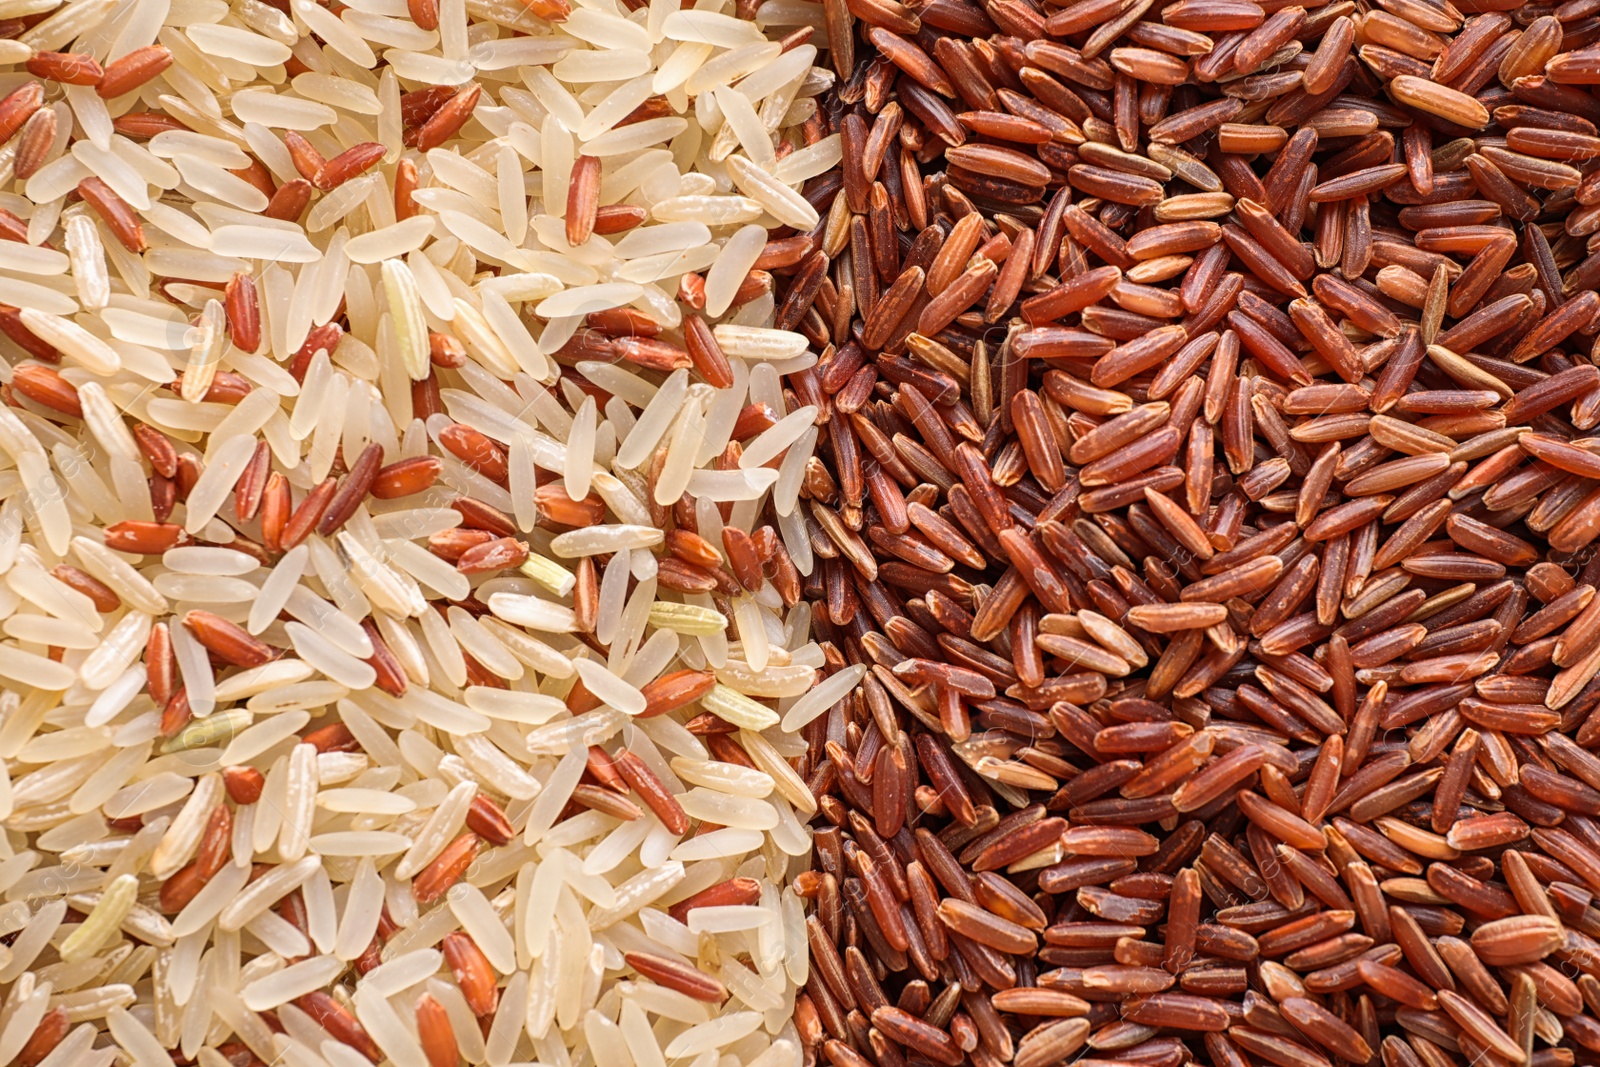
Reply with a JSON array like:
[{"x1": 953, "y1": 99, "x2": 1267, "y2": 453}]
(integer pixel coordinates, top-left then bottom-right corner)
[
  {"x1": 0, "y1": 0, "x2": 842, "y2": 1062},
  {"x1": 9, "y1": 0, "x2": 1600, "y2": 1062}
]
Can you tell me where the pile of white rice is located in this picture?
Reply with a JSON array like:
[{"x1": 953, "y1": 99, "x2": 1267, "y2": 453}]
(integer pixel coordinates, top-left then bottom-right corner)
[{"x1": 0, "y1": 0, "x2": 848, "y2": 1062}]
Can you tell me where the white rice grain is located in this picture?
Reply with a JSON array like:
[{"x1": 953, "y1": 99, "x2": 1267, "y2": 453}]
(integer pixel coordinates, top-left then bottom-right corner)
[{"x1": 0, "y1": 6, "x2": 839, "y2": 1066}]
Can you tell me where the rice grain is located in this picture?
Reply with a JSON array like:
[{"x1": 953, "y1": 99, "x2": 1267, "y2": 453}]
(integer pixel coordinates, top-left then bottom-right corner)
[{"x1": 0, "y1": 0, "x2": 834, "y2": 1060}]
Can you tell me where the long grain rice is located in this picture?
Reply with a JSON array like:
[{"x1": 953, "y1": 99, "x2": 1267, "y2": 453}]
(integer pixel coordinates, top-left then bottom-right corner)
[{"x1": 0, "y1": 0, "x2": 831, "y2": 1058}]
